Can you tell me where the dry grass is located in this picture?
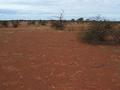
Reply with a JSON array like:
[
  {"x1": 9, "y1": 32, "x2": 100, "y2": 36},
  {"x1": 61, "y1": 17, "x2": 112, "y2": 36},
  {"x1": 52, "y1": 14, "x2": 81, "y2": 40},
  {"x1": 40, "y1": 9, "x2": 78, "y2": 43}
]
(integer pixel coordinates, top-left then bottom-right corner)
[
  {"x1": 0, "y1": 21, "x2": 119, "y2": 33},
  {"x1": 65, "y1": 22, "x2": 90, "y2": 32}
]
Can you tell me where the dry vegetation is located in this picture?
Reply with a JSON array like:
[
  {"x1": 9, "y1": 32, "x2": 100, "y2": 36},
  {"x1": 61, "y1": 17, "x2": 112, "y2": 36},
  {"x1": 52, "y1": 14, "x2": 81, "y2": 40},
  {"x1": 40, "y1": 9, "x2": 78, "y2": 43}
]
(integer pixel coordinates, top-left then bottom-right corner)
[
  {"x1": 80, "y1": 21, "x2": 120, "y2": 45},
  {"x1": 0, "y1": 20, "x2": 120, "y2": 45},
  {"x1": 0, "y1": 19, "x2": 120, "y2": 90}
]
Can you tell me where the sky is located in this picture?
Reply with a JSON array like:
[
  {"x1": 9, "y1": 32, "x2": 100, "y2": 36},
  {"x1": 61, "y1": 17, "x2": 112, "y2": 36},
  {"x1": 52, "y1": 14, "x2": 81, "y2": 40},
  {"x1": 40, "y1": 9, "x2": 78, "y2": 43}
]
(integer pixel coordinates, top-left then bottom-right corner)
[{"x1": 0, "y1": 0, "x2": 120, "y2": 20}]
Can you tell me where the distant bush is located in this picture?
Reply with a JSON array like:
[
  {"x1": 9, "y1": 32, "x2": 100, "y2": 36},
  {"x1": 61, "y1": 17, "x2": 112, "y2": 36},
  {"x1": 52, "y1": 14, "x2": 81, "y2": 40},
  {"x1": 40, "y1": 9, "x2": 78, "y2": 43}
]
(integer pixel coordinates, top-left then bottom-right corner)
[
  {"x1": 51, "y1": 21, "x2": 65, "y2": 30},
  {"x1": 51, "y1": 10, "x2": 65, "y2": 30},
  {"x1": 11, "y1": 21, "x2": 19, "y2": 28},
  {"x1": 38, "y1": 20, "x2": 47, "y2": 26},
  {"x1": 71, "y1": 19, "x2": 76, "y2": 22},
  {"x1": 0, "y1": 21, "x2": 9, "y2": 27},
  {"x1": 77, "y1": 18, "x2": 84, "y2": 22},
  {"x1": 81, "y1": 21, "x2": 120, "y2": 45},
  {"x1": 27, "y1": 20, "x2": 36, "y2": 25}
]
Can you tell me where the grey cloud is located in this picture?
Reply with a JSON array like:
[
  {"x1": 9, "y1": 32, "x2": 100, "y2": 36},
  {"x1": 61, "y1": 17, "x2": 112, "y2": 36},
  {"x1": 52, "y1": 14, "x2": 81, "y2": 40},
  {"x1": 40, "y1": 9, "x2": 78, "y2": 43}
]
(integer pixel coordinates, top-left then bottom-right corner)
[{"x1": 0, "y1": 9, "x2": 18, "y2": 14}]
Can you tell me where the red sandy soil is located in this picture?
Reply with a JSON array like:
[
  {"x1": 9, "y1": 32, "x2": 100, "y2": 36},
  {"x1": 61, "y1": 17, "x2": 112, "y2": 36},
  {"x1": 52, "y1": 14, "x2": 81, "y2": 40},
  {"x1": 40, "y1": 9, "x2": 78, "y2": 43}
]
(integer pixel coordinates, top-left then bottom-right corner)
[{"x1": 0, "y1": 29, "x2": 120, "y2": 90}]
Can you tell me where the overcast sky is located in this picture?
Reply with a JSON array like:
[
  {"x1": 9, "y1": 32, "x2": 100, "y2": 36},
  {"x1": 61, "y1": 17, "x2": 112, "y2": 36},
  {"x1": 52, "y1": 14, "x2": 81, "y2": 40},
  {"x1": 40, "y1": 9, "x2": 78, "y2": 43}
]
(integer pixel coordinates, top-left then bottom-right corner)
[{"x1": 0, "y1": 0, "x2": 120, "y2": 20}]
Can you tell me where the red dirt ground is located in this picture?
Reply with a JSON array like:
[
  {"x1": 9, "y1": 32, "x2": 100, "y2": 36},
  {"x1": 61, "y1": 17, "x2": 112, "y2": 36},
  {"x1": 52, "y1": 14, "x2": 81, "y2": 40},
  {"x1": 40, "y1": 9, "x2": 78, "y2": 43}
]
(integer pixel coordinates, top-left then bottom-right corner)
[{"x1": 0, "y1": 29, "x2": 120, "y2": 90}]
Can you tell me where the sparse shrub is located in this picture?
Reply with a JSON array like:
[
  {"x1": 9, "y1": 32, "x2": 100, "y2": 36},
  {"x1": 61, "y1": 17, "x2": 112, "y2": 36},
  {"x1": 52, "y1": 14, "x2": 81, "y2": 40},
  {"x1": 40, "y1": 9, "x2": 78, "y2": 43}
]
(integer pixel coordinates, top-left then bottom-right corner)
[
  {"x1": 11, "y1": 21, "x2": 19, "y2": 28},
  {"x1": 12, "y1": 23, "x2": 18, "y2": 28},
  {"x1": 27, "y1": 21, "x2": 32, "y2": 25},
  {"x1": 27, "y1": 20, "x2": 36, "y2": 25},
  {"x1": 51, "y1": 10, "x2": 65, "y2": 30},
  {"x1": 81, "y1": 22, "x2": 108, "y2": 42},
  {"x1": 0, "y1": 21, "x2": 9, "y2": 27},
  {"x1": 51, "y1": 21, "x2": 65, "y2": 30},
  {"x1": 71, "y1": 19, "x2": 76, "y2": 22},
  {"x1": 77, "y1": 18, "x2": 84, "y2": 22},
  {"x1": 81, "y1": 21, "x2": 120, "y2": 45},
  {"x1": 38, "y1": 20, "x2": 42, "y2": 24},
  {"x1": 39, "y1": 20, "x2": 47, "y2": 26},
  {"x1": 111, "y1": 30, "x2": 120, "y2": 43},
  {"x1": 32, "y1": 21, "x2": 36, "y2": 25}
]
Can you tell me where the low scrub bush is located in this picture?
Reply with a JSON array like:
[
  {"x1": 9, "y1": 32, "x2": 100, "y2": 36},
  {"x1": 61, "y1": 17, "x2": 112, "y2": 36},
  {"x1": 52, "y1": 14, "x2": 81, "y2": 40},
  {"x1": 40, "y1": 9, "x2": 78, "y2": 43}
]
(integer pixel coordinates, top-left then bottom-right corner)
[
  {"x1": 111, "y1": 30, "x2": 120, "y2": 43},
  {"x1": 27, "y1": 20, "x2": 36, "y2": 25},
  {"x1": 0, "y1": 21, "x2": 9, "y2": 27},
  {"x1": 38, "y1": 20, "x2": 47, "y2": 26},
  {"x1": 11, "y1": 21, "x2": 19, "y2": 28},
  {"x1": 81, "y1": 21, "x2": 120, "y2": 45},
  {"x1": 51, "y1": 21, "x2": 65, "y2": 30}
]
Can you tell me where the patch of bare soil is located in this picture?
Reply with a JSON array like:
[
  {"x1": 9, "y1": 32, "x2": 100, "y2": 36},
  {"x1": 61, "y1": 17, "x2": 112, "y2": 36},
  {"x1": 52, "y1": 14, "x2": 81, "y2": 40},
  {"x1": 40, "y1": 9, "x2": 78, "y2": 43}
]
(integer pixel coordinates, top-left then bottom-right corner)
[{"x1": 0, "y1": 29, "x2": 120, "y2": 90}]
